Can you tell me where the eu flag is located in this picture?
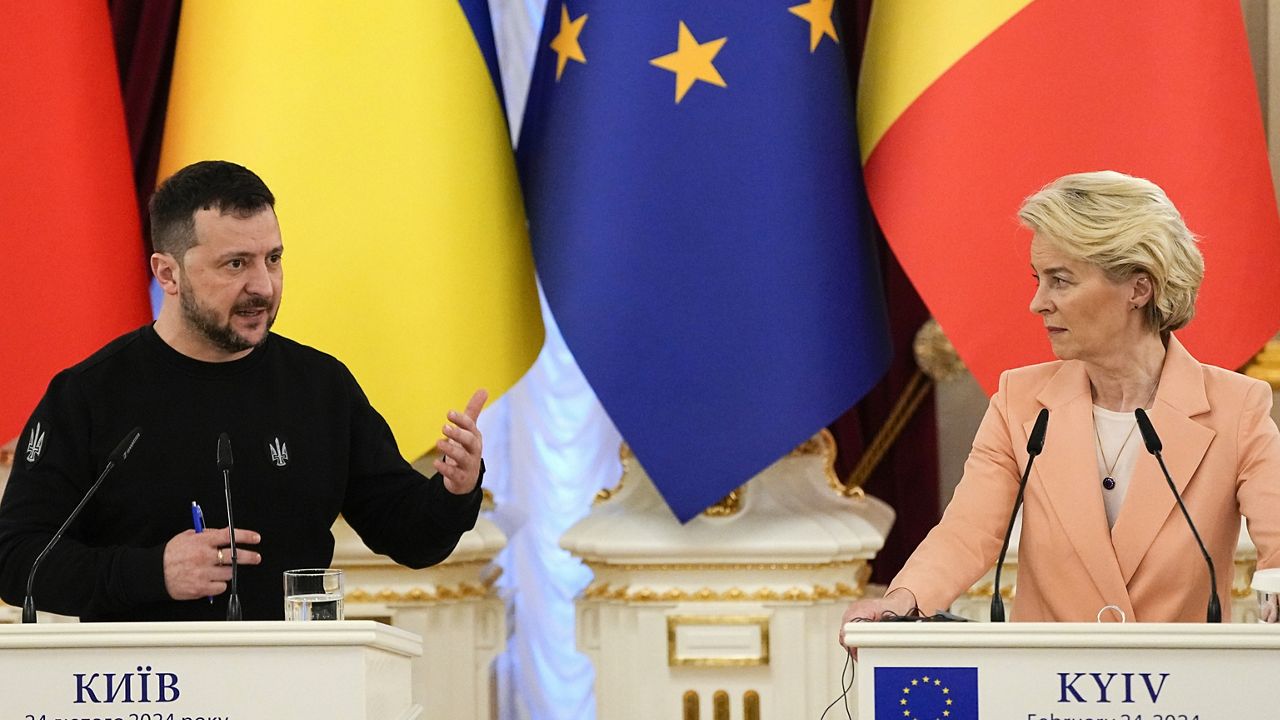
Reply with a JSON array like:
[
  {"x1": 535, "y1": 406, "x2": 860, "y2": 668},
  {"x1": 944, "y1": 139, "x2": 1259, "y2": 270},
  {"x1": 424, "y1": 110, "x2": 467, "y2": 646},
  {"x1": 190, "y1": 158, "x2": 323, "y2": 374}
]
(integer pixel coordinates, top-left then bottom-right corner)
[
  {"x1": 874, "y1": 667, "x2": 979, "y2": 719},
  {"x1": 517, "y1": 1, "x2": 892, "y2": 521}
]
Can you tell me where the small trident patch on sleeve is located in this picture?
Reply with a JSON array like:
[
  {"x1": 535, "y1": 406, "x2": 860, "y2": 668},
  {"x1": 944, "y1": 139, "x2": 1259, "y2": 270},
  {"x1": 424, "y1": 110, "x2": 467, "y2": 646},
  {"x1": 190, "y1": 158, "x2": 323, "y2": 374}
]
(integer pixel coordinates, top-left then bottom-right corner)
[{"x1": 24, "y1": 421, "x2": 46, "y2": 467}]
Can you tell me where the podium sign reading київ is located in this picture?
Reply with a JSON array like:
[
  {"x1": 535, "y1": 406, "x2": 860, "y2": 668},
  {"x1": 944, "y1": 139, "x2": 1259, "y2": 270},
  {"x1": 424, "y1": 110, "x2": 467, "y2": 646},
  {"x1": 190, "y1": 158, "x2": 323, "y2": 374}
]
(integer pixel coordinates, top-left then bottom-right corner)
[
  {"x1": 845, "y1": 622, "x2": 1280, "y2": 719},
  {"x1": 0, "y1": 620, "x2": 422, "y2": 720}
]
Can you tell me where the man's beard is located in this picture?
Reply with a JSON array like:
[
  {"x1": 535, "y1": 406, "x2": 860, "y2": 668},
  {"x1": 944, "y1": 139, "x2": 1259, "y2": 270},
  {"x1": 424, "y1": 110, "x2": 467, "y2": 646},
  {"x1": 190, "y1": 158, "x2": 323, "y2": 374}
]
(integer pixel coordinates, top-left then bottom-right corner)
[{"x1": 180, "y1": 282, "x2": 276, "y2": 354}]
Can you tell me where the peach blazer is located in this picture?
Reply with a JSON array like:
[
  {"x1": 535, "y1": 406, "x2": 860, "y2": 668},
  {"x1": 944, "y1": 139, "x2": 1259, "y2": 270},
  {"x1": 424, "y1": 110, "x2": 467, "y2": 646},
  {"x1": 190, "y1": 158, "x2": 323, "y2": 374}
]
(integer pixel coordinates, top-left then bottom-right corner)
[{"x1": 892, "y1": 335, "x2": 1280, "y2": 622}]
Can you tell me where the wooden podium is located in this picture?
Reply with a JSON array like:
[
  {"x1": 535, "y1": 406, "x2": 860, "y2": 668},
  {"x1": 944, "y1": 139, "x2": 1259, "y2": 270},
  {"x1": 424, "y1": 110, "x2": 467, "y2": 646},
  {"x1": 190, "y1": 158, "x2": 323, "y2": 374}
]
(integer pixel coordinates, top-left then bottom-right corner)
[
  {"x1": 844, "y1": 622, "x2": 1280, "y2": 718},
  {"x1": 0, "y1": 620, "x2": 422, "y2": 719}
]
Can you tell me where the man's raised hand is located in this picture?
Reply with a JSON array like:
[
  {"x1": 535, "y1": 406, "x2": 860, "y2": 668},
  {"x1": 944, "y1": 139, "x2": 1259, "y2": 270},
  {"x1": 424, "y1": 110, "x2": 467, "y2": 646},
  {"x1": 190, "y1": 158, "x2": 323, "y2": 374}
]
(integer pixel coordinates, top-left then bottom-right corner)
[{"x1": 435, "y1": 388, "x2": 487, "y2": 495}]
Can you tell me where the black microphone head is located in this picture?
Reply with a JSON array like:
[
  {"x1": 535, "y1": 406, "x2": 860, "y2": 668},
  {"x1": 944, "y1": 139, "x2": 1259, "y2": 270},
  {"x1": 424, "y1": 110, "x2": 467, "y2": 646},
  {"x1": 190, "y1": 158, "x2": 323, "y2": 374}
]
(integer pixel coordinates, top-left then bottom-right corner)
[
  {"x1": 109, "y1": 427, "x2": 142, "y2": 463},
  {"x1": 1026, "y1": 408, "x2": 1049, "y2": 456},
  {"x1": 217, "y1": 433, "x2": 234, "y2": 471},
  {"x1": 1134, "y1": 408, "x2": 1163, "y2": 454}
]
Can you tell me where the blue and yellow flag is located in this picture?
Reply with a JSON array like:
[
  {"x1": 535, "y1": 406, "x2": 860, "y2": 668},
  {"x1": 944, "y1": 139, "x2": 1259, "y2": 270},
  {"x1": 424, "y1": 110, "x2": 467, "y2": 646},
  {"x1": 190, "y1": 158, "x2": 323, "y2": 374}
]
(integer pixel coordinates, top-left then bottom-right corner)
[
  {"x1": 158, "y1": 1, "x2": 543, "y2": 457},
  {"x1": 518, "y1": 2, "x2": 891, "y2": 521}
]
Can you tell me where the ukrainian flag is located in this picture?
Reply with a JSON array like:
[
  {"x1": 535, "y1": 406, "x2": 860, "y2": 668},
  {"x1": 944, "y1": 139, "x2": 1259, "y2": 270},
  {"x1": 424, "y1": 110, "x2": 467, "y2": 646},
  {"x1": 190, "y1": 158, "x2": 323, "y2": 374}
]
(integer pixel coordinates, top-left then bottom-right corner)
[{"x1": 158, "y1": 1, "x2": 543, "y2": 457}]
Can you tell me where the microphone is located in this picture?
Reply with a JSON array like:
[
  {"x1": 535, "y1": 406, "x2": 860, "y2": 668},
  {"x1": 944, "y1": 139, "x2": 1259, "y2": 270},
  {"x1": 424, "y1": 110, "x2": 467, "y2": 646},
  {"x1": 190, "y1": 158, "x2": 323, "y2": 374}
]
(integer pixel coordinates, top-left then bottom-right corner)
[
  {"x1": 23, "y1": 427, "x2": 142, "y2": 623},
  {"x1": 991, "y1": 408, "x2": 1048, "y2": 622},
  {"x1": 217, "y1": 433, "x2": 242, "y2": 621},
  {"x1": 1134, "y1": 408, "x2": 1221, "y2": 623}
]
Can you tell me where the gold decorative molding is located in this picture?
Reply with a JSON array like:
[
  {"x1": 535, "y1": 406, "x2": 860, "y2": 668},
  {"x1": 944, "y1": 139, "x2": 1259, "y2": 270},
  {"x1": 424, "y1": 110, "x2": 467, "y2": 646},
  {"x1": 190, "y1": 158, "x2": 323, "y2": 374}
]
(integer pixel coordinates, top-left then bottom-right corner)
[
  {"x1": 583, "y1": 582, "x2": 863, "y2": 604},
  {"x1": 790, "y1": 428, "x2": 860, "y2": 500},
  {"x1": 481, "y1": 488, "x2": 495, "y2": 511},
  {"x1": 668, "y1": 615, "x2": 770, "y2": 668},
  {"x1": 789, "y1": 429, "x2": 835, "y2": 458},
  {"x1": 595, "y1": 430, "x2": 851, "y2": 507},
  {"x1": 913, "y1": 318, "x2": 967, "y2": 383},
  {"x1": 593, "y1": 445, "x2": 628, "y2": 504},
  {"x1": 713, "y1": 690, "x2": 730, "y2": 720},
  {"x1": 592, "y1": 481, "x2": 623, "y2": 505},
  {"x1": 1236, "y1": 558, "x2": 1259, "y2": 599},
  {"x1": 335, "y1": 557, "x2": 494, "y2": 571},
  {"x1": 1243, "y1": 339, "x2": 1280, "y2": 390},
  {"x1": 346, "y1": 578, "x2": 498, "y2": 605},
  {"x1": 743, "y1": 691, "x2": 760, "y2": 720},
  {"x1": 965, "y1": 581, "x2": 1015, "y2": 600},
  {"x1": 702, "y1": 487, "x2": 744, "y2": 517},
  {"x1": 683, "y1": 691, "x2": 700, "y2": 720},
  {"x1": 584, "y1": 559, "x2": 868, "y2": 573}
]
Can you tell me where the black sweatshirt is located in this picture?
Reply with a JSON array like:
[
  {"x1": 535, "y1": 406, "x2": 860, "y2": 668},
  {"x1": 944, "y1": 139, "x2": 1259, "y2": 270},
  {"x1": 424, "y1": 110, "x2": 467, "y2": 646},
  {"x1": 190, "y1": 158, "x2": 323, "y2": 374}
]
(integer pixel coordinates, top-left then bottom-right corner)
[{"x1": 0, "y1": 325, "x2": 483, "y2": 621}]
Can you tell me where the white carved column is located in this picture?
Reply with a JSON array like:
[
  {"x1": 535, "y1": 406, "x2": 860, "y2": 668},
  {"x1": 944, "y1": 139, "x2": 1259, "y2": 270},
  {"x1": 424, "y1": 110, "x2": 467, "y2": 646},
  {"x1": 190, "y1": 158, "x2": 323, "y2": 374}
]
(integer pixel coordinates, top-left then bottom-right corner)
[
  {"x1": 562, "y1": 432, "x2": 893, "y2": 720},
  {"x1": 333, "y1": 496, "x2": 507, "y2": 720}
]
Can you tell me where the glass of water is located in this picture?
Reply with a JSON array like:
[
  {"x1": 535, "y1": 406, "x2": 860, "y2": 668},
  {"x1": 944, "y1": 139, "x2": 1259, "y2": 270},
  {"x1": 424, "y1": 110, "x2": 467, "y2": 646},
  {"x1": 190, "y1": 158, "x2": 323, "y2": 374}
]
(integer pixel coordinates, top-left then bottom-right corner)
[
  {"x1": 1253, "y1": 567, "x2": 1280, "y2": 623},
  {"x1": 284, "y1": 568, "x2": 344, "y2": 621}
]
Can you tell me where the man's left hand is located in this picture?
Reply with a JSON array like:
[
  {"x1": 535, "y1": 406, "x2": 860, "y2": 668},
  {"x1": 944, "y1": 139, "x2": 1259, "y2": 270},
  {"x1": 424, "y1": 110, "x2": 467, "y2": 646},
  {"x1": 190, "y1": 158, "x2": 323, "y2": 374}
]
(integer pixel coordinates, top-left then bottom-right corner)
[{"x1": 436, "y1": 388, "x2": 487, "y2": 494}]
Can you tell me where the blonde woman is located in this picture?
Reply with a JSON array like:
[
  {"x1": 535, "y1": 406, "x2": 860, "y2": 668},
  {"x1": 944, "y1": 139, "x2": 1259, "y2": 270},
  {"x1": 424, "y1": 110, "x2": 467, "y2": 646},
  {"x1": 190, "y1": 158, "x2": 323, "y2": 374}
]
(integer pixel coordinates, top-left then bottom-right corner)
[{"x1": 842, "y1": 171, "x2": 1280, "y2": 635}]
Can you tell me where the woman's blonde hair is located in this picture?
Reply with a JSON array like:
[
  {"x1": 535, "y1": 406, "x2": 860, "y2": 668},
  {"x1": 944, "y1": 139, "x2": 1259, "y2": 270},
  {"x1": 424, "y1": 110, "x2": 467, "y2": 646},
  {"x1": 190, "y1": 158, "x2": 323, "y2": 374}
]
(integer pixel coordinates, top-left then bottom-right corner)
[{"x1": 1018, "y1": 170, "x2": 1204, "y2": 334}]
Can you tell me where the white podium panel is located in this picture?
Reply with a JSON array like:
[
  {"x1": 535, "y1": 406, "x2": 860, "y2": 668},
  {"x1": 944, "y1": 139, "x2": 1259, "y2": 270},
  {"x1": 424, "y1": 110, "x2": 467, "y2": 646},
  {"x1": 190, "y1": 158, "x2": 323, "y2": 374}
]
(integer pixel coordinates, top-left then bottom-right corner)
[
  {"x1": 845, "y1": 623, "x2": 1280, "y2": 719},
  {"x1": 0, "y1": 621, "x2": 422, "y2": 720}
]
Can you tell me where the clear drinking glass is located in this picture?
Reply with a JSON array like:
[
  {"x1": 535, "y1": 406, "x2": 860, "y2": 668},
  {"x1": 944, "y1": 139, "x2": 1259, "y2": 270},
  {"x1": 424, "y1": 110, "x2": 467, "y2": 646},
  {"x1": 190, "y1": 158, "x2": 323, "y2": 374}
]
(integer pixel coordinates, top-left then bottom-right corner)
[
  {"x1": 283, "y1": 568, "x2": 344, "y2": 621},
  {"x1": 1253, "y1": 567, "x2": 1280, "y2": 623}
]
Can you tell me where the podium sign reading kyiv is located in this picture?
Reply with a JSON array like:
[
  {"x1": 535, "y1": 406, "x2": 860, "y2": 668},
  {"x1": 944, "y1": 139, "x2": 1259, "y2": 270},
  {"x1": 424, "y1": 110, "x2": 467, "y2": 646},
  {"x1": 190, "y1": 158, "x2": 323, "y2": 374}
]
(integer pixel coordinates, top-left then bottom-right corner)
[
  {"x1": 872, "y1": 665, "x2": 1198, "y2": 720},
  {"x1": 0, "y1": 622, "x2": 421, "y2": 720},
  {"x1": 875, "y1": 667, "x2": 978, "y2": 719}
]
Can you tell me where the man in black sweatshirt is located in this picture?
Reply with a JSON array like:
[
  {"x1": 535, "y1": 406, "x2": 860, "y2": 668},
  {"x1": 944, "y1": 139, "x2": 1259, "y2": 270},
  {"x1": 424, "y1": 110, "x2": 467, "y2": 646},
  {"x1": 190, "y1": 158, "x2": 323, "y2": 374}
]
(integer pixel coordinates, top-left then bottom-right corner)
[{"x1": 0, "y1": 160, "x2": 487, "y2": 621}]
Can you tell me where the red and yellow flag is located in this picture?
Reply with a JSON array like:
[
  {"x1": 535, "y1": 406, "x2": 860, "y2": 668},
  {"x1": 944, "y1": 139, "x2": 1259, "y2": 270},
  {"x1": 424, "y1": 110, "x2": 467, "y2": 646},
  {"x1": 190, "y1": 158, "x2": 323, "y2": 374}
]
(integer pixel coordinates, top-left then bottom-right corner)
[
  {"x1": 0, "y1": 3, "x2": 151, "y2": 441},
  {"x1": 860, "y1": 1, "x2": 1280, "y2": 391}
]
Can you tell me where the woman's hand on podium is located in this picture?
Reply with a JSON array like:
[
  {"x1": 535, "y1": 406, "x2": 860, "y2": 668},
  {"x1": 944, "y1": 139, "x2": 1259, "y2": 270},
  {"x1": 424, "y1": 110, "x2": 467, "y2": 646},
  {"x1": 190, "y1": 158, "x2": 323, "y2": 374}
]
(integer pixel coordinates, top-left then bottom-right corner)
[
  {"x1": 163, "y1": 527, "x2": 262, "y2": 601},
  {"x1": 838, "y1": 587, "x2": 918, "y2": 657}
]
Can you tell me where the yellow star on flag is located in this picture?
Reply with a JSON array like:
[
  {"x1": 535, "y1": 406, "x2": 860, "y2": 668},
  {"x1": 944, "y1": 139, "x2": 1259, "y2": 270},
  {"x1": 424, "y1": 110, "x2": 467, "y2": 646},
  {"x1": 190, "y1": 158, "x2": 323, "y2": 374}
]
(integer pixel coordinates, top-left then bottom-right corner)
[
  {"x1": 550, "y1": 4, "x2": 588, "y2": 81},
  {"x1": 649, "y1": 21, "x2": 727, "y2": 103},
  {"x1": 788, "y1": 0, "x2": 839, "y2": 52}
]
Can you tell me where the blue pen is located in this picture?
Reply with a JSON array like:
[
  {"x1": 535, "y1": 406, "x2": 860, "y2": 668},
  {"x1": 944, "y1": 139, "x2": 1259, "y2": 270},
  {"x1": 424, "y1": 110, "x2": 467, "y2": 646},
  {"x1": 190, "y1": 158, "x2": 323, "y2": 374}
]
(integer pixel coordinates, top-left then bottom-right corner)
[{"x1": 191, "y1": 501, "x2": 213, "y2": 603}]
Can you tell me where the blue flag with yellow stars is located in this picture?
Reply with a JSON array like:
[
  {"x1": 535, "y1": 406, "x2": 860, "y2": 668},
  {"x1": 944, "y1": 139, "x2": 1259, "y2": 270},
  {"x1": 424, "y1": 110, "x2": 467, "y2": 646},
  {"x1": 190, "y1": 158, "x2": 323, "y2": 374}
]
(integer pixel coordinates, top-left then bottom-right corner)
[
  {"x1": 874, "y1": 667, "x2": 979, "y2": 719},
  {"x1": 517, "y1": 0, "x2": 892, "y2": 522}
]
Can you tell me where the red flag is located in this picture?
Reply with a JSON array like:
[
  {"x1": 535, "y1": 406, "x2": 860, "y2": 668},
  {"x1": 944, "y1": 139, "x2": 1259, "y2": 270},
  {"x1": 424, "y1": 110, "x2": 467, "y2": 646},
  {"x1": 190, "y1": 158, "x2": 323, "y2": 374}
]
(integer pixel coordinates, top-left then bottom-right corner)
[
  {"x1": 860, "y1": 0, "x2": 1280, "y2": 392},
  {"x1": 0, "y1": 3, "x2": 150, "y2": 440}
]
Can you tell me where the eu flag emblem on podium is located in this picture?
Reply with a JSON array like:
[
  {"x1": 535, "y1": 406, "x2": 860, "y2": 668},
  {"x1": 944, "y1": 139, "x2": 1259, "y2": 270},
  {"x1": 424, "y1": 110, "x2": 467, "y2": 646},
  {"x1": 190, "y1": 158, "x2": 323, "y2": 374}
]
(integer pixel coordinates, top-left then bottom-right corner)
[
  {"x1": 518, "y1": 2, "x2": 892, "y2": 521},
  {"x1": 875, "y1": 667, "x2": 978, "y2": 719}
]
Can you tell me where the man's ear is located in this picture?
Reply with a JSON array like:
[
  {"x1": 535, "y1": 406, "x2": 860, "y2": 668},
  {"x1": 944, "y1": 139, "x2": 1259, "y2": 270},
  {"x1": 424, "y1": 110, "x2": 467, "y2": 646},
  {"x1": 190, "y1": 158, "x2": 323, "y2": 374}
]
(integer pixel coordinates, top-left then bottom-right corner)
[{"x1": 151, "y1": 253, "x2": 181, "y2": 296}]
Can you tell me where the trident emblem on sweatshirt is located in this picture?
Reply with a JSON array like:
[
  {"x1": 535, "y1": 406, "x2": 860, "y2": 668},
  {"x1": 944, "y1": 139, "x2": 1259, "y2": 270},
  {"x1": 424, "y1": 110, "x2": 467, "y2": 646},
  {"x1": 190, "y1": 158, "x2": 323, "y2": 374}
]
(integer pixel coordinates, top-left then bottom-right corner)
[
  {"x1": 268, "y1": 437, "x2": 289, "y2": 467},
  {"x1": 25, "y1": 422, "x2": 45, "y2": 464}
]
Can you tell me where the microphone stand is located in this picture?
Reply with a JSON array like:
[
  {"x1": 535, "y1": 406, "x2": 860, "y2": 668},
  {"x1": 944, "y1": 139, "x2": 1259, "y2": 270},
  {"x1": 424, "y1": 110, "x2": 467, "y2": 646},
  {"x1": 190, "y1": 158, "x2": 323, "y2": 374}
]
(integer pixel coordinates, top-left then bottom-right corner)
[
  {"x1": 991, "y1": 409, "x2": 1049, "y2": 623},
  {"x1": 23, "y1": 428, "x2": 141, "y2": 623},
  {"x1": 1134, "y1": 408, "x2": 1221, "y2": 623},
  {"x1": 217, "y1": 433, "x2": 242, "y2": 621}
]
